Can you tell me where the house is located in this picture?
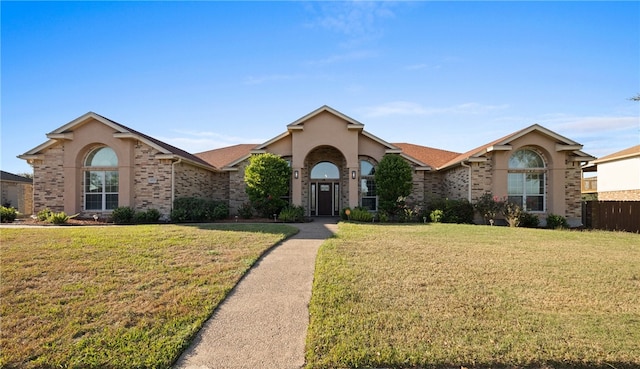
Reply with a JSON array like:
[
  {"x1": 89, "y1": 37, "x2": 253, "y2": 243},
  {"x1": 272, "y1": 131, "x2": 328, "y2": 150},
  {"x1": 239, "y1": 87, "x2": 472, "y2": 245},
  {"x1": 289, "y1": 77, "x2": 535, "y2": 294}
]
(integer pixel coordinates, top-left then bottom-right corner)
[
  {"x1": 19, "y1": 105, "x2": 595, "y2": 226},
  {"x1": 1, "y1": 170, "x2": 34, "y2": 215},
  {"x1": 590, "y1": 145, "x2": 640, "y2": 201}
]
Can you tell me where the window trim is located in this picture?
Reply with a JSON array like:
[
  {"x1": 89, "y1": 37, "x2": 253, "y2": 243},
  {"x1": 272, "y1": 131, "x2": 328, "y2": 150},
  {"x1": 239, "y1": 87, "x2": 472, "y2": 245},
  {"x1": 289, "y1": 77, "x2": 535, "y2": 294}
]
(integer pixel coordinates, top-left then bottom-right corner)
[
  {"x1": 360, "y1": 159, "x2": 377, "y2": 211},
  {"x1": 508, "y1": 149, "x2": 546, "y2": 213},
  {"x1": 84, "y1": 146, "x2": 119, "y2": 212}
]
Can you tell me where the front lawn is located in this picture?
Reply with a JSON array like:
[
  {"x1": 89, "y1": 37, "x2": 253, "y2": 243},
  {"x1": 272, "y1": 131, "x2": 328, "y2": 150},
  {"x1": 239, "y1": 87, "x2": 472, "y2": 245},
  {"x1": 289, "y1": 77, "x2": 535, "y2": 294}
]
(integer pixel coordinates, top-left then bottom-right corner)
[
  {"x1": 306, "y1": 223, "x2": 640, "y2": 369},
  {"x1": 0, "y1": 224, "x2": 297, "y2": 368}
]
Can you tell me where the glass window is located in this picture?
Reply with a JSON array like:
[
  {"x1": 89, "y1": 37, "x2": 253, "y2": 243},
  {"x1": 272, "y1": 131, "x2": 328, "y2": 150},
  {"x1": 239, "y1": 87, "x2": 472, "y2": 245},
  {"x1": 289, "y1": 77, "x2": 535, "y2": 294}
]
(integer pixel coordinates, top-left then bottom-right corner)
[
  {"x1": 84, "y1": 147, "x2": 119, "y2": 211},
  {"x1": 311, "y1": 162, "x2": 340, "y2": 179},
  {"x1": 360, "y1": 160, "x2": 377, "y2": 211},
  {"x1": 508, "y1": 149, "x2": 545, "y2": 212}
]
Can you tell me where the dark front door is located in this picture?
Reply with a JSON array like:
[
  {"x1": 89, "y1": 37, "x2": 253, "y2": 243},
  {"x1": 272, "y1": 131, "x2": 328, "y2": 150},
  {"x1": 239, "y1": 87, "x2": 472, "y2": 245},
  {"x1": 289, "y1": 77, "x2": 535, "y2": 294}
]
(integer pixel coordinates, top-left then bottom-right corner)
[{"x1": 317, "y1": 183, "x2": 333, "y2": 216}]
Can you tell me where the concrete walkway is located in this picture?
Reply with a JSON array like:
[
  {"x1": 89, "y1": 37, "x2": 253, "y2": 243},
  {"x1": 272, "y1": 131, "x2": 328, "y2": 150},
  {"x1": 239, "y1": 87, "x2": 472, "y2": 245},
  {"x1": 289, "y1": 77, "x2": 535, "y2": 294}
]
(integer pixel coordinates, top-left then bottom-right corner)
[{"x1": 173, "y1": 218, "x2": 338, "y2": 369}]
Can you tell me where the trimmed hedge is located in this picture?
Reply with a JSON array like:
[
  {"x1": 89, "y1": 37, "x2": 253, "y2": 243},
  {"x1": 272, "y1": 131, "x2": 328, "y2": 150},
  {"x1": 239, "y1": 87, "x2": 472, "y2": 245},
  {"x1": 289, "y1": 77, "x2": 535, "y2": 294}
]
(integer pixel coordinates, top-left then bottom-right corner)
[{"x1": 170, "y1": 197, "x2": 229, "y2": 223}]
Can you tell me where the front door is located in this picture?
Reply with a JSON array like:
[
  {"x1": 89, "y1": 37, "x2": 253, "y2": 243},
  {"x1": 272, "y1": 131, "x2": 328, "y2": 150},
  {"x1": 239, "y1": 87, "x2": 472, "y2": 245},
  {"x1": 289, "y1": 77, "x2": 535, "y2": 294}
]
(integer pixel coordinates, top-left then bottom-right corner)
[{"x1": 317, "y1": 183, "x2": 333, "y2": 216}]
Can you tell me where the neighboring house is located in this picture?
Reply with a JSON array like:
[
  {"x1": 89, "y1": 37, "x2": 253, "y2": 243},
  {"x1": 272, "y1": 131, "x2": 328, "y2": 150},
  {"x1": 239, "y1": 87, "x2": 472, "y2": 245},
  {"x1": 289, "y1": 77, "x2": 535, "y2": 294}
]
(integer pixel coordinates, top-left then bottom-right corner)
[
  {"x1": 0, "y1": 170, "x2": 34, "y2": 215},
  {"x1": 19, "y1": 105, "x2": 595, "y2": 225},
  {"x1": 591, "y1": 145, "x2": 640, "y2": 201}
]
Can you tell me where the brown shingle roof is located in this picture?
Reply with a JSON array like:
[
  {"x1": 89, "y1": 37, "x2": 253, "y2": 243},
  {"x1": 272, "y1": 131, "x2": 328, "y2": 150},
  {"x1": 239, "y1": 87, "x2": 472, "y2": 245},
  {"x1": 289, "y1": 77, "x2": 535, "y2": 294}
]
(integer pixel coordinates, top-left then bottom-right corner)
[
  {"x1": 594, "y1": 145, "x2": 640, "y2": 164},
  {"x1": 392, "y1": 143, "x2": 461, "y2": 168},
  {"x1": 195, "y1": 144, "x2": 257, "y2": 169}
]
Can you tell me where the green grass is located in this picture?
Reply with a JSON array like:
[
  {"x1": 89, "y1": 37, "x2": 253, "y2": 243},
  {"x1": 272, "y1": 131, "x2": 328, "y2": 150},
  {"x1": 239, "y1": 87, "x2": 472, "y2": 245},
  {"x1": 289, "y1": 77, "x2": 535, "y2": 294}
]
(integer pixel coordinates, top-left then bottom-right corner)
[
  {"x1": 306, "y1": 223, "x2": 640, "y2": 369},
  {"x1": 0, "y1": 223, "x2": 297, "y2": 369}
]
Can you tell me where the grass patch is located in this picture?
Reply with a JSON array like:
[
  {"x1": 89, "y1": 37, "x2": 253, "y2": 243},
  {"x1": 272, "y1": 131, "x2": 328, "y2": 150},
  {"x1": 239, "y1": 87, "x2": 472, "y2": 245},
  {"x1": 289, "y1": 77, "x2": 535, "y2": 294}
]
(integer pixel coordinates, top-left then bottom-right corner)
[
  {"x1": 1, "y1": 223, "x2": 297, "y2": 368},
  {"x1": 307, "y1": 223, "x2": 640, "y2": 369}
]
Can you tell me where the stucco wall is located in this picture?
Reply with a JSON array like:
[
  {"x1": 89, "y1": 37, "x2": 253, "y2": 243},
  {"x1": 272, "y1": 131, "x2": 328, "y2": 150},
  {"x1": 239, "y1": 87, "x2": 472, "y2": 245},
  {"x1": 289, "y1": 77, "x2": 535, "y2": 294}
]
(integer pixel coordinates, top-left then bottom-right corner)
[{"x1": 597, "y1": 157, "x2": 640, "y2": 192}]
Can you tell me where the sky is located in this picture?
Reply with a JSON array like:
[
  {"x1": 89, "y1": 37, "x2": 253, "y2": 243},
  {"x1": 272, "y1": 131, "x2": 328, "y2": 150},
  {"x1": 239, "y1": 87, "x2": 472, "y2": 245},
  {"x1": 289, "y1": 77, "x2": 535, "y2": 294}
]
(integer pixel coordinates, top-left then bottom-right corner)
[{"x1": 1, "y1": 1, "x2": 639, "y2": 175}]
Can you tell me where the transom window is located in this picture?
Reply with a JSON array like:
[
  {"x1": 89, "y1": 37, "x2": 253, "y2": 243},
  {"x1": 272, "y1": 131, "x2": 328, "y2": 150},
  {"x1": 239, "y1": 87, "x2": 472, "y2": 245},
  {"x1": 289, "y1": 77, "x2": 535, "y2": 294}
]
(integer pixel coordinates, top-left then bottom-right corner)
[
  {"x1": 508, "y1": 149, "x2": 545, "y2": 212},
  {"x1": 360, "y1": 160, "x2": 377, "y2": 211},
  {"x1": 84, "y1": 147, "x2": 119, "y2": 211},
  {"x1": 311, "y1": 162, "x2": 340, "y2": 179}
]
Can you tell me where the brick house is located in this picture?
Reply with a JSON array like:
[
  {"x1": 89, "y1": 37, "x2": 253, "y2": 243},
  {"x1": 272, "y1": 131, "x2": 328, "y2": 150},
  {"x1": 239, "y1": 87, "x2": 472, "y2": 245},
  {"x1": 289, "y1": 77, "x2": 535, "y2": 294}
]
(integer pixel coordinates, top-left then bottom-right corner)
[
  {"x1": 19, "y1": 105, "x2": 594, "y2": 225},
  {"x1": 1, "y1": 170, "x2": 34, "y2": 215}
]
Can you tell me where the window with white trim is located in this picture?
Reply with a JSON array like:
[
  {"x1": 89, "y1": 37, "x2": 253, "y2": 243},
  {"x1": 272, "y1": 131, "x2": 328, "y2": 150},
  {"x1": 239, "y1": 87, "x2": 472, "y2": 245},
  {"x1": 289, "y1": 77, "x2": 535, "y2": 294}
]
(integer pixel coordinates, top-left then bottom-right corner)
[
  {"x1": 508, "y1": 149, "x2": 545, "y2": 212},
  {"x1": 84, "y1": 147, "x2": 119, "y2": 211},
  {"x1": 360, "y1": 160, "x2": 377, "y2": 211}
]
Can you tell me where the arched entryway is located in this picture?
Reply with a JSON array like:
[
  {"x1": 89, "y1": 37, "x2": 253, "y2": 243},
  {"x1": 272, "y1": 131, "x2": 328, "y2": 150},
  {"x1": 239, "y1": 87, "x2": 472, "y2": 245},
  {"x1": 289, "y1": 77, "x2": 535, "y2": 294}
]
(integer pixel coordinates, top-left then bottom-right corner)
[{"x1": 304, "y1": 146, "x2": 347, "y2": 216}]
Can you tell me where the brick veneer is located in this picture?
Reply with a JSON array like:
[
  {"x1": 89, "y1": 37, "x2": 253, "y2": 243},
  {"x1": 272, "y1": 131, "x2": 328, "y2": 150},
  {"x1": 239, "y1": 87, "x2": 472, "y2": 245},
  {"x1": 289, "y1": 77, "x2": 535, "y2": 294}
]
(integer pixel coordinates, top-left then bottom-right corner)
[
  {"x1": 598, "y1": 190, "x2": 640, "y2": 201},
  {"x1": 32, "y1": 143, "x2": 66, "y2": 213}
]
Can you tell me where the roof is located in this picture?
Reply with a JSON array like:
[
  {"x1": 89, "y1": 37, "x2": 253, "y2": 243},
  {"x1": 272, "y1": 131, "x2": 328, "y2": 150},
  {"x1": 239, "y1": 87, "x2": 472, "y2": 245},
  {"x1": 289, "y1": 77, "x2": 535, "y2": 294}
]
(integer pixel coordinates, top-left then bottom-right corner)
[
  {"x1": 593, "y1": 145, "x2": 640, "y2": 164},
  {"x1": 20, "y1": 112, "x2": 217, "y2": 171},
  {"x1": 392, "y1": 143, "x2": 461, "y2": 168},
  {"x1": 0, "y1": 170, "x2": 33, "y2": 183},
  {"x1": 195, "y1": 144, "x2": 257, "y2": 169},
  {"x1": 438, "y1": 124, "x2": 594, "y2": 170}
]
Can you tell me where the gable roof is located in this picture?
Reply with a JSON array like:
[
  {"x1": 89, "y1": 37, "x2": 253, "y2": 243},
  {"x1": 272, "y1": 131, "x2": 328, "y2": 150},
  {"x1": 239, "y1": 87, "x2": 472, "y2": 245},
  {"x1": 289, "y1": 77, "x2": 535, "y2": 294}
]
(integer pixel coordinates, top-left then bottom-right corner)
[
  {"x1": 195, "y1": 144, "x2": 257, "y2": 169},
  {"x1": 0, "y1": 170, "x2": 33, "y2": 183},
  {"x1": 593, "y1": 145, "x2": 640, "y2": 164},
  {"x1": 438, "y1": 124, "x2": 595, "y2": 170},
  {"x1": 19, "y1": 112, "x2": 217, "y2": 171},
  {"x1": 287, "y1": 105, "x2": 364, "y2": 128}
]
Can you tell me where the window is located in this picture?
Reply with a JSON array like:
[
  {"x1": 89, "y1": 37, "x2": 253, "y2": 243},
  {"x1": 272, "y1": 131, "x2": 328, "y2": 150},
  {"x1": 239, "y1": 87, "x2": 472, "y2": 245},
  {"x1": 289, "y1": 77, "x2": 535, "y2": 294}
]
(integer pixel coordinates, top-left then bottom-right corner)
[
  {"x1": 360, "y1": 160, "x2": 377, "y2": 211},
  {"x1": 508, "y1": 149, "x2": 545, "y2": 212},
  {"x1": 311, "y1": 162, "x2": 339, "y2": 179},
  {"x1": 84, "y1": 147, "x2": 118, "y2": 211}
]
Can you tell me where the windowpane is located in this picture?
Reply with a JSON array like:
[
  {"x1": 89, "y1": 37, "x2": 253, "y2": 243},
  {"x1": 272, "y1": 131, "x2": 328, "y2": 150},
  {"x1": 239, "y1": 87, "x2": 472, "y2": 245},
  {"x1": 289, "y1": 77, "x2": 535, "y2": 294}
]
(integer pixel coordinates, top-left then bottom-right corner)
[
  {"x1": 361, "y1": 197, "x2": 377, "y2": 211},
  {"x1": 526, "y1": 173, "x2": 543, "y2": 195},
  {"x1": 106, "y1": 194, "x2": 119, "y2": 210},
  {"x1": 85, "y1": 147, "x2": 118, "y2": 167},
  {"x1": 508, "y1": 196, "x2": 523, "y2": 208},
  {"x1": 85, "y1": 194, "x2": 102, "y2": 210},
  {"x1": 360, "y1": 161, "x2": 375, "y2": 176},
  {"x1": 508, "y1": 173, "x2": 523, "y2": 195},
  {"x1": 361, "y1": 179, "x2": 376, "y2": 196},
  {"x1": 105, "y1": 171, "x2": 119, "y2": 192},
  {"x1": 311, "y1": 162, "x2": 339, "y2": 179},
  {"x1": 86, "y1": 171, "x2": 103, "y2": 193},
  {"x1": 526, "y1": 196, "x2": 544, "y2": 212},
  {"x1": 509, "y1": 149, "x2": 544, "y2": 169}
]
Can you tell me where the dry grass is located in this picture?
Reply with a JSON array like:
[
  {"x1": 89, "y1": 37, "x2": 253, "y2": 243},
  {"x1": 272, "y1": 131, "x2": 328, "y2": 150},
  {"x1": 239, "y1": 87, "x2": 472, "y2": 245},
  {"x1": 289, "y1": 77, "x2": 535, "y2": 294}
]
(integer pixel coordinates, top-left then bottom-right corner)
[
  {"x1": 0, "y1": 223, "x2": 297, "y2": 368},
  {"x1": 306, "y1": 223, "x2": 640, "y2": 369}
]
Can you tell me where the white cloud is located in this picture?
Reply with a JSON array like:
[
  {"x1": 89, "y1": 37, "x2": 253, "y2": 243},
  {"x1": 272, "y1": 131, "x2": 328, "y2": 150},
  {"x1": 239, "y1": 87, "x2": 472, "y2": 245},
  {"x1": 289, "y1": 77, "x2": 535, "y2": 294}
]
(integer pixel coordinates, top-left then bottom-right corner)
[
  {"x1": 541, "y1": 114, "x2": 639, "y2": 133},
  {"x1": 157, "y1": 130, "x2": 265, "y2": 154},
  {"x1": 361, "y1": 101, "x2": 509, "y2": 118},
  {"x1": 306, "y1": 2, "x2": 395, "y2": 37}
]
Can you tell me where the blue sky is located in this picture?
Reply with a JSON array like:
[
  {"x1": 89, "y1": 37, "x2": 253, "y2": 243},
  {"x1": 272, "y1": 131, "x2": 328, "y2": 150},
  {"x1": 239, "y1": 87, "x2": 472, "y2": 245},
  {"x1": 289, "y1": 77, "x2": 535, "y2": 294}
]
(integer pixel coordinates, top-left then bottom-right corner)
[{"x1": 2, "y1": 1, "x2": 639, "y2": 175}]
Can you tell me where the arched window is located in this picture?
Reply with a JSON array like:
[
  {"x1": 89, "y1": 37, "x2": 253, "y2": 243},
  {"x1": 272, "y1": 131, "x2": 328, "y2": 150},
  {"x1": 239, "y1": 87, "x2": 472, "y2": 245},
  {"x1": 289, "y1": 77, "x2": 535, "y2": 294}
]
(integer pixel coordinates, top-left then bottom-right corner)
[
  {"x1": 508, "y1": 149, "x2": 545, "y2": 212},
  {"x1": 311, "y1": 162, "x2": 340, "y2": 179},
  {"x1": 360, "y1": 160, "x2": 377, "y2": 211},
  {"x1": 84, "y1": 147, "x2": 119, "y2": 211}
]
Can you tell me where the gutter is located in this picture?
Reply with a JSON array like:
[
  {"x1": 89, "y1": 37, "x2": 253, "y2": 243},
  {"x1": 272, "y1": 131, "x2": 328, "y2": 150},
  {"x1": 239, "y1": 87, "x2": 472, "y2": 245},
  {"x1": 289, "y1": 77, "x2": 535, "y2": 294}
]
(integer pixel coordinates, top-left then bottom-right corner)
[
  {"x1": 460, "y1": 160, "x2": 472, "y2": 202},
  {"x1": 171, "y1": 158, "x2": 182, "y2": 210}
]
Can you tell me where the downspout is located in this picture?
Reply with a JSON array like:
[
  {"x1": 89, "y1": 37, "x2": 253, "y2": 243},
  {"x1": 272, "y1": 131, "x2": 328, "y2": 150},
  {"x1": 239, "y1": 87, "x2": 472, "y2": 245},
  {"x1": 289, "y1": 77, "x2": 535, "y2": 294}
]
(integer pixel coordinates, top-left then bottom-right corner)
[
  {"x1": 460, "y1": 160, "x2": 472, "y2": 202},
  {"x1": 171, "y1": 158, "x2": 182, "y2": 211}
]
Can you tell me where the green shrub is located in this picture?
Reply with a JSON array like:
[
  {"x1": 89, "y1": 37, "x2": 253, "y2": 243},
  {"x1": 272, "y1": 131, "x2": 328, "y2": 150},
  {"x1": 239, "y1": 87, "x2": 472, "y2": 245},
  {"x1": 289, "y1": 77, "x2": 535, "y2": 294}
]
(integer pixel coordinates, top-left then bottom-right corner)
[
  {"x1": 350, "y1": 207, "x2": 374, "y2": 222},
  {"x1": 429, "y1": 198, "x2": 474, "y2": 224},
  {"x1": 519, "y1": 212, "x2": 540, "y2": 228},
  {"x1": 430, "y1": 209, "x2": 444, "y2": 223},
  {"x1": 546, "y1": 214, "x2": 569, "y2": 229},
  {"x1": 37, "y1": 208, "x2": 52, "y2": 221},
  {"x1": 48, "y1": 212, "x2": 70, "y2": 225},
  {"x1": 278, "y1": 205, "x2": 305, "y2": 222},
  {"x1": 237, "y1": 202, "x2": 254, "y2": 219},
  {"x1": 0, "y1": 206, "x2": 17, "y2": 223},
  {"x1": 111, "y1": 206, "x2": 135, "y2": 224},
  {"x1": 340, "y1": 207, "x2": 352, "y2": 221},
  {"x1": 171, "y1": 197, "x2": 229, "y2": 222}
]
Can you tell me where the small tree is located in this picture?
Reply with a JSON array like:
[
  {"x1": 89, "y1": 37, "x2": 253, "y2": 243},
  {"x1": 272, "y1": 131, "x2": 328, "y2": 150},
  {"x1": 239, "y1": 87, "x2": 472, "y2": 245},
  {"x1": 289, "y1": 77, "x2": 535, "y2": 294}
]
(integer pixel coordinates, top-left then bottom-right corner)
[
  {"x1": 244, "y1": 153, "x2": 292, "y2": 218},
  {"x1": 374, "y1": 154, "x2": 413, "y2": 217}
]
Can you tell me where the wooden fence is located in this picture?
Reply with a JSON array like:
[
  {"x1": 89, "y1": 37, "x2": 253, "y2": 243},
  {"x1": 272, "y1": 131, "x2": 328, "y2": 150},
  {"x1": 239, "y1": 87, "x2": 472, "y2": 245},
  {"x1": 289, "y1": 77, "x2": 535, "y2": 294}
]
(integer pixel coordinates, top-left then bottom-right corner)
[{"x1": 582, "y1": 201, "x2": 640, "y2": 233}]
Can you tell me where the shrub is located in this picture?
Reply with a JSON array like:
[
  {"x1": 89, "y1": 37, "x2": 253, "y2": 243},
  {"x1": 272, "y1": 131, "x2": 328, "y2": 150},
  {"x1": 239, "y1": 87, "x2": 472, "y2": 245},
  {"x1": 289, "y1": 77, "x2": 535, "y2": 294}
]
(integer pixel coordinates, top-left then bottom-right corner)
[
  {"x1": 474, "y1": 192, "x2": 503, "y2": 225},
  {"x1": 48, "y1": 212, "x2": 70, "y2": 225},
  {"x1": 546, "y1": 214, "x2": 569, "y2": 229},
  {"x1": 171, "y1": 197, "x2": 229, "y2": 222},
  {"x1": 503, "y1": 201, "x2": 522, "y2": 227},
  {"x1": 237, "y1": 202, "x2": 254, "y2": 219},
  {"x1": 519, "y1": 212, "x2": 540, "y2": 228},
  {"x1": 375, "y1": 154, "x2": 413, "y2": 217},
  {"x1": 340, "y1": 207, "x2": 352, "y2": 220},
  {"x1": 430, "y1": 209, "x2": 444, "y2": 223},
  {"x1": 278, "y1": 205, "x2": 305, "y2": 222},
  {"x1": 429, "y1": 198, "x2": 474, "y2": 224},
  {"x1": 37, "y1": 208, "x2": 52, "y2": 221},
  {"x1": 350, "y1": 207, "x2": 374, "y2": 222},
  {"x1": 244, "y1": 153, "x2": 291, "y2": 218},
  {"x1": 112, "y1": 206, "x2": 135, "y2": 224},
  {"x1": 0, "y1": 206, "x2": 17, "y2": 223}
]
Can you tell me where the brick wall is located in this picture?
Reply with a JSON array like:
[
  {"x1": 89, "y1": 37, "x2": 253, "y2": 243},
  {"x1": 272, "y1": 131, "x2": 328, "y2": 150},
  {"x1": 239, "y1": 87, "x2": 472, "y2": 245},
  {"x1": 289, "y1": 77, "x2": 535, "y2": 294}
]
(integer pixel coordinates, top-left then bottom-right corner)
[
  {"x1": 1, "y1": 181, "x2": 33, "y2": 215},
  {"x1": 32, "y1": 143, "x2": 66, "y2": 213},
  {"x1": 229, "y1": 160, "x2": 250, "y2": 216},
  {"x1": 470, "y1": 160, "x2": 493, "y2": 201},
  {"x1": 133, "y1": 144, "x2": 173, "y2": 216},
  {"x1": 598, "y1": 189, "x2": 640, "y2": 201},
  {"x1": 442, "y1": 166, "x2": 469, "y2": 200},
  {"x1": 565, "y1": 159, "x2": 583, "y2": 219}
]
